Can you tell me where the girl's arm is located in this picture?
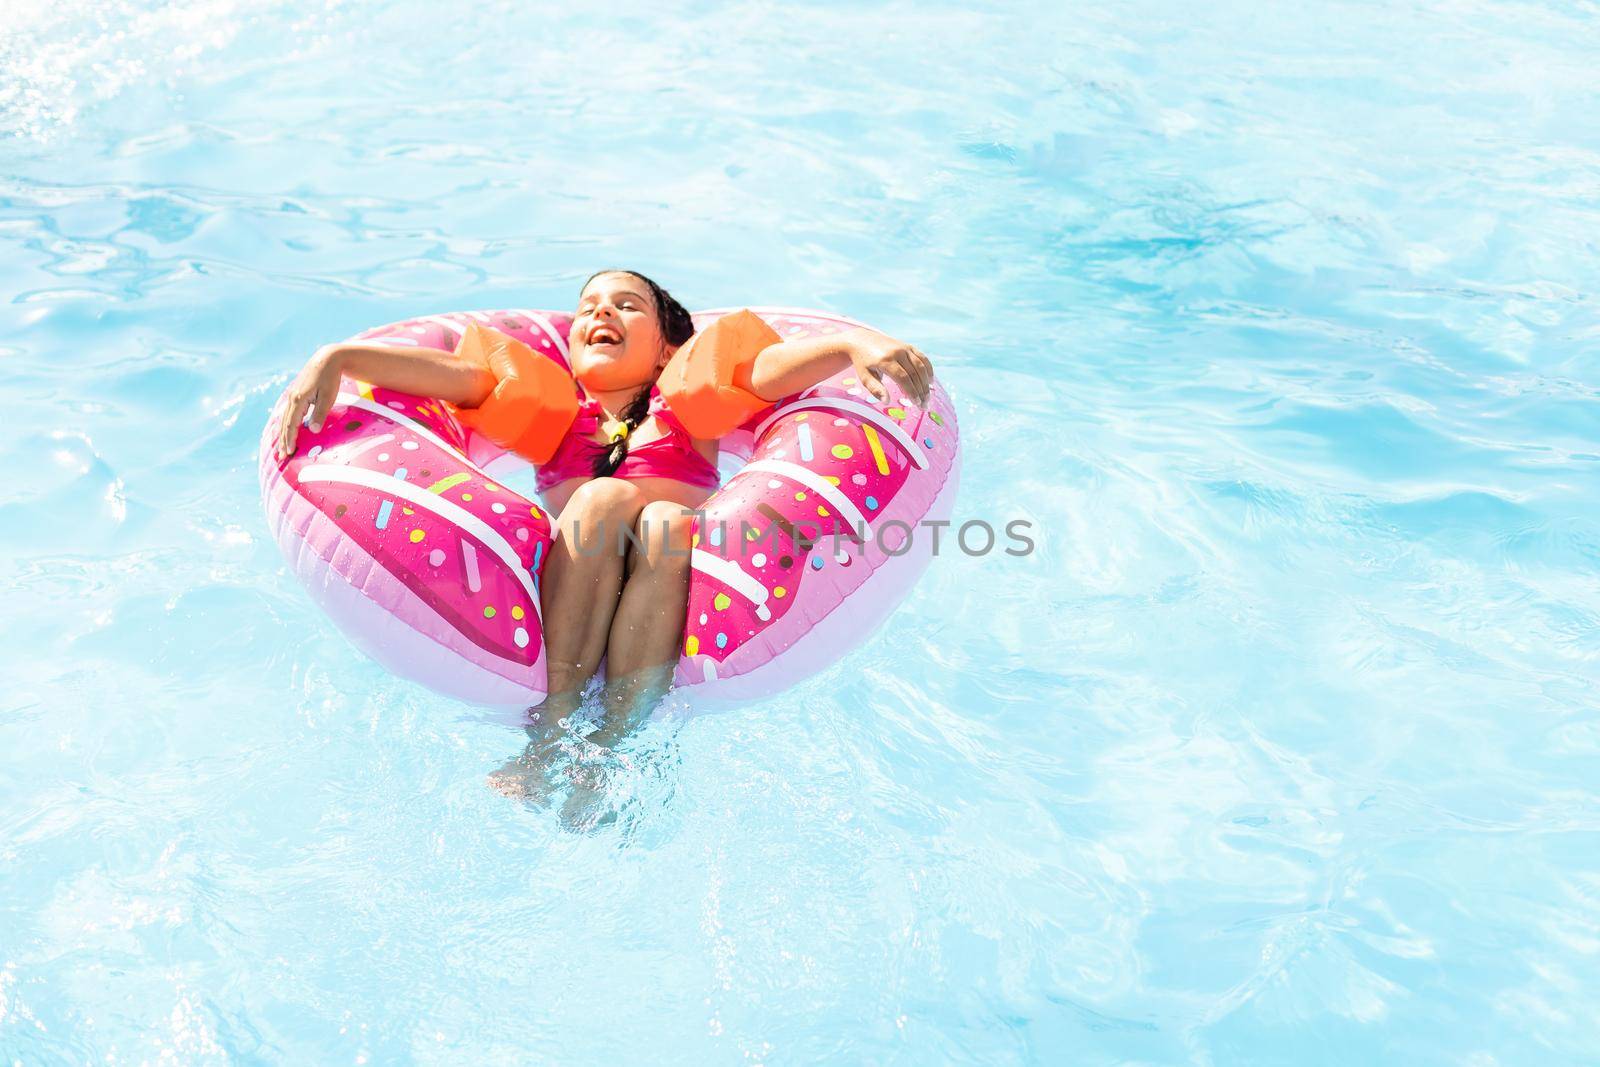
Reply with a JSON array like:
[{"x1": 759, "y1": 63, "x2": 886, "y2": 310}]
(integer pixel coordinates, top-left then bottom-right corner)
[
  {"x1": 746, "y1": 327, "x2": 934, "y2": 406},
  {"x1": 273, "y1": 341, "x2": 496, "y2": 459}
]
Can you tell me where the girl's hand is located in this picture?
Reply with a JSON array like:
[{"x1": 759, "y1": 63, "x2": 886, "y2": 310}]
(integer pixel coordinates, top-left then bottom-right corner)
[
  {"x1": 275, "y1": 345, "x2": 345, "y2": 460},
  {"x1": 848, "y1": 331, "x2": 934, "y2": 405}
]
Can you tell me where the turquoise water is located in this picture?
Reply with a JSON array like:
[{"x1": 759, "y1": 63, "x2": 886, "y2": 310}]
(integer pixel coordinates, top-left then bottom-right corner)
[{"x1": 5, "y1": 0, "x2": 1600, "y2": 1061}]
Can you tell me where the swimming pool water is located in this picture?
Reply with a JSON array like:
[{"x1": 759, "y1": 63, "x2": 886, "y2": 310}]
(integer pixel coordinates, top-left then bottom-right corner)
[{"x1": 4, "y1": 0, "x2": 1600, "y2": 1062}]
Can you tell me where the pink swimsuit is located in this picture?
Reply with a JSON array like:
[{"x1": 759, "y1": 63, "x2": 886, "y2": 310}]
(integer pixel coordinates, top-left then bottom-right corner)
[{"x1": 533, "y1": 385, "x2": 721, "y2": 495}]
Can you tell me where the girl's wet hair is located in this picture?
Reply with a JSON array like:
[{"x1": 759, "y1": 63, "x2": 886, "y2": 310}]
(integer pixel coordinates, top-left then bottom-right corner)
[{"x1": 581, "y1": 269, "x2": 694, "y2": 478}]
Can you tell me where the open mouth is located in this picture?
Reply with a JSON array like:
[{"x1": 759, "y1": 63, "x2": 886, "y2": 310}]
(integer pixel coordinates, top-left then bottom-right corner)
[{"x1": 588, "y1": 326, "x2": 623, "y2": 347}]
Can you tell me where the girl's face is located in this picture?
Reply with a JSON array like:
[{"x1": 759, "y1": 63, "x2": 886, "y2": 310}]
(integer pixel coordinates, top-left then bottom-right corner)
[{"x1": 568, "y1": 272, "x2": 672, "y2": 391}]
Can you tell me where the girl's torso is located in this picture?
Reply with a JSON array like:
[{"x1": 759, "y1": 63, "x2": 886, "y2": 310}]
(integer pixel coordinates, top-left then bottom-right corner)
[{"x1": 535, "y1": 387, "x2": 721, "y2": 514}]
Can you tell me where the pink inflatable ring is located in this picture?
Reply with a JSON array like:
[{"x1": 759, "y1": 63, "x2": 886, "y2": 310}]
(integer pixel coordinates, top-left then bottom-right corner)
[{"x1": 260, "y1": 306, "x2": 960, "y2": 708}]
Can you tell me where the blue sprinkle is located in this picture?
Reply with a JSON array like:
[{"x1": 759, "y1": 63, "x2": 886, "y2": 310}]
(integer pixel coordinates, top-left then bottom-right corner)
[
  {"x1": 865, "y1": 495, "x2": 879, "y2": 511},
  {"x1": 810, "y1": 555, "x2": 824, "y2": 570},
  {"x1": 376, "y1": 466, "x2": 409, "y2": 530},
  {"x1": 715, "y1": 632, "x2": 728, "y2": 649},
  {"x1": 708, "y1": 525, "x2": 723, "y2": 547},
  {"x1": 923, "y1": 437, "x2": 934, "y2": 448},
  {"x1": 531, "y1": 543, "x2": 543, "y2": 572}
]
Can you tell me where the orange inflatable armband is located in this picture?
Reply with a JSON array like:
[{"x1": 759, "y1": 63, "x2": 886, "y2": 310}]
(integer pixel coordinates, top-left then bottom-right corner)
[
  {"x1": 450, "y1": 321, "x2": 579, "y2": 465},
  {"x1": 658, "y1": 308, "x2": 782, "y2": 440}
]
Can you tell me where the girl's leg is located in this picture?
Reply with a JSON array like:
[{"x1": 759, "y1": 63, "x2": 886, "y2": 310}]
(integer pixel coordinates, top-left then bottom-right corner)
[
  {"x1": 489, "y1": 477, "x2": 646, "y2": 798},
  {"x1": 591, "y1": 499, "x2": 695, "y2": 745},
  {"x1": 535, "y1": 476, "x2": 650, "y2": 709}
]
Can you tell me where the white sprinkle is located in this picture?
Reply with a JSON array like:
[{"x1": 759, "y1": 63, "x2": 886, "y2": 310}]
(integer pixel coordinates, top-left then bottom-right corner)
[
  {"x1": 428, "y1": 549, "x2": 445, "y2": 566},
  {"x1": 377, "y1": 452, "x2": 390, "y2": 462},
  {"x1": 516, "y1": 527, "x2": 529, "y2": 541},
  {"x1": 307, "y1": 445, "x2": 323, "y2": 460},
  {"x1": 699, "y1": 613, "x2": 708, "y2": 625},
  {"x1": 388, "y1": 400, "x2": 407, "y2": 410},
  {"x1": 514, "y1": 627, "x2": 529, "y2": 648},
  {"x1": 491, "y1": 502, "x2": 506, "y2": 514},
  {"x1": 768, "y1": 479, "x2": 781, "y2": 489},
  {"x1": 402, "y1": 441, "x2": 419, "y2": 451},
  {"x1": 752, "y1": 553, "x2": 766, "y2": 567},
  {"x1": 833, "y1": 417, "x2": 848, "y2": 426}
]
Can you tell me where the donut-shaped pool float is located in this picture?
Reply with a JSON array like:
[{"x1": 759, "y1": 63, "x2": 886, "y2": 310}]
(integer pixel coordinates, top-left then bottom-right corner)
[{"x1": 260, "y1": 307, "x2": 960, "y2": 708}]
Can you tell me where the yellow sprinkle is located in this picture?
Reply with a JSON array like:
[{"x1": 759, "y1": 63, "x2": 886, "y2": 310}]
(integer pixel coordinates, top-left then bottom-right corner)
[
  {"x1": 528, "y1": 504, "x2": 541, "y2": 518},
  {"x1": 929, "y1": 411, "x2": 944, "y2": 425},
  {"x1": 409, "y1": 529, "x2": 425, "y2": 543},
  {"x1": 825, "y1": 475, "x2": 841, "y2": 485},
  {"x1": 795, "y1": 412, "x2": 809, "y2": 421},
  {"x1": 511, "y1": 606, "x2": 525, "y2": 620},
  {"x1": 817, "y1": 505, "x2": 829, "y2": 517},
  {"x1": 685, "y1": 635, "x2": 699, "y2": 656},
  {"x1": 428, "y1": 473, "x2": 471, "y2": 494},
  {"x1": 887, "y1": 407, "x2": 906, "y2": 420},
  {"x1": 831, "y1": 444, "x2": 854, "y2": 460},
  {"x1": 714, "y1": 593, "x2": 731, "y2": 611},
  {"x1": 795, "y1": 491, "x2": 808, "y2": 501},
  {"x1": 773, "y1": 586, "x2": 787, "y2": 598},
  {"x1": 357, "y1": 381, "x2": 375, "y2": 402},
  {"x1": 864, "y1": 424, "x2": 890, "y2": 476},
  {"x1": 843, "y1": 377, "x2": 857, "y2": 387},
  {"x1": 462, "y1": 493, "x2": 473, "y2": 501},
  {"x1": 402, "y1": 507, "x2": 415, "y2": 515},
  {"x1": 486, "y1": 484, "x2": 501, "y2": 492},
  {"x1": 483, "y1": 606, "x2": 496, "y2": 619},
  {"x1": 691, "y1": 533, "x2": 700, "y2": 547}
]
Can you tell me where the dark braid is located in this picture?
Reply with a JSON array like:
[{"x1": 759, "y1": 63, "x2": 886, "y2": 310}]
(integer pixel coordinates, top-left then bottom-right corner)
[{"x1": 584, "y1": 269, "x2": 695, "y2": 479}]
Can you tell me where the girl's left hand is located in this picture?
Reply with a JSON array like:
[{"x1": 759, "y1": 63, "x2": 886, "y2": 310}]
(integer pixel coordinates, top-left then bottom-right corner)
[{"x1": 849, "y1": 331, "x2": 934, "y2": 406}]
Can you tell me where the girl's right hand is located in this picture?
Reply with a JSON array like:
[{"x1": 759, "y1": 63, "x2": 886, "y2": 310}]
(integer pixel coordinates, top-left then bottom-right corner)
[{"x1": 275, "y1": 345, "x2": 345, "y2": 460}]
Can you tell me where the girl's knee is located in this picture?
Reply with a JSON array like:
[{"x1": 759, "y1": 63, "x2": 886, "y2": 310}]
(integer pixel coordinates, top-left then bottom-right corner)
[
  {"x1": 561, "y1": 477, "x2": 645, "y2": 523},
  {"x1": 634, "y1": 500, "x2": 695, "y2": 558}
]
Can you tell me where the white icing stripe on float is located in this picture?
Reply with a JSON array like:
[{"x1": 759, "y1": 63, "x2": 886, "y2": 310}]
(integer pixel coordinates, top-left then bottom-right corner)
[
  {"x1": 334, "y1": 394, "x2": 496, "y2": 479},
  {"x1": 419, "y1": 315, "x2": 466, "y2": 338},
  {"x1": 691, "y1": 549, "x2": 769, "y2": 608},
  {"x1": 515, "y1": 309, "x2": 571, "y2": 360},
  {"x1": 298, "y1": 463, "x2": 540, "y2": 620},
  {"x1": 753, "y1": 396, "x2": 928, "y2": 470},
  {"x1": 739, "y1": 459, "x2": 871, "y2": 534},
  {"x1": 357, "y1": 333, "x2": 420, "y2": 346}
]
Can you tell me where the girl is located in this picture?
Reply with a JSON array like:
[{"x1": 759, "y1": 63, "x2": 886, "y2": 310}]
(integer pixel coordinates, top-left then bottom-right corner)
[{"x1": 274, "y1": 270, "x2": 934, "y2": 775}]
